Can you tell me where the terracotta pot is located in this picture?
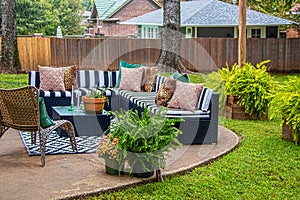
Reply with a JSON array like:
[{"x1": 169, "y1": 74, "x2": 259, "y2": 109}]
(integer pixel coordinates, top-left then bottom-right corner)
[{"x1": 82, "y1": 96, "x2": 106, "y2": 113}]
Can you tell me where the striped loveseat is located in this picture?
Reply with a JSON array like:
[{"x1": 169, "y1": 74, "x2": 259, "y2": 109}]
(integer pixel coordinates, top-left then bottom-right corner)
[{"x1": 111, "y1": 74, "x2": 219, "y2": 145}]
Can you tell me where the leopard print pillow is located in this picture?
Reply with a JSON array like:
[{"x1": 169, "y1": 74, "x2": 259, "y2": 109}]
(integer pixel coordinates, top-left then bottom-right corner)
[
  {"x1": 155, "y1": 77, "x2": 176, "y2": 106},
  {"x1": 142, "y1": 66, "x2": 158, "y2": 92}
]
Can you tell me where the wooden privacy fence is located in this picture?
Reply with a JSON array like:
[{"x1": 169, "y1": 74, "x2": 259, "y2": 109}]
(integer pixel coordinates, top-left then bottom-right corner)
[{"x1": 4, "y1": 37, "x2": 300, "y2": 72}]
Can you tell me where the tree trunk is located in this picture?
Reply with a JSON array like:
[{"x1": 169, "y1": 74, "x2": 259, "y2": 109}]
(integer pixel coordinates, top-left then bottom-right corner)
[
  {"x1": 156, "y1": 0, "x2": 186, "y2": 73},
  {"x1": 238, "y1": 0, "x2": 247, "y2": 67},
  {"x1": 1, "y1": 0, "x2": 21, "y2": 74}
]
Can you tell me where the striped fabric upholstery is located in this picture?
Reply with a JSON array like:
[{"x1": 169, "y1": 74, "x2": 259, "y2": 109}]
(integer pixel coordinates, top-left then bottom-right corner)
[
  {"x1": 77, "y1": 70, "x2": 119, "y2": 88},
  {"x1": 29, "y1": 70, "x2": 119, "y2": 98},
  {"x1": 113, "y1": 88, "x2": 212, "y2": 119},
  {"x1": 152, "y1": 74, "x2": 167, "y2": 92},
  {"x1": 77, "y1": 70, "x2": 119, "y2": 97}
]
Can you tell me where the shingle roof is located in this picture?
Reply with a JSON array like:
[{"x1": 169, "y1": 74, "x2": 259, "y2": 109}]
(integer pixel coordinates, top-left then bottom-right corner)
[
  {"x1": 122, "y1": 0, "x2": 296, "y2": 26},
  {"x1": 94, "y1": 0, "x2": 161, "y2": 20}
]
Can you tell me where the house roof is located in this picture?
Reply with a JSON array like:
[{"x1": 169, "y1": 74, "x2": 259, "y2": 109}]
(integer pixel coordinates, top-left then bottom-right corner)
[
  {"x1": 121, "y1": 0, "x2": 296, "y2": 27},
  {"x1": 93, "y1": 0, "x2": 161, "y2": 20}
]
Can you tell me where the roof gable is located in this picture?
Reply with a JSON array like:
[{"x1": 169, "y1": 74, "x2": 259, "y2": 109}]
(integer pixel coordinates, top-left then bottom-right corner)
[
  {"x1": 122, "y1": 0, "x2": 296, "y2": 26},
  {"x1": 93, "y1": 0, "x2": 161, "y2": 20}
]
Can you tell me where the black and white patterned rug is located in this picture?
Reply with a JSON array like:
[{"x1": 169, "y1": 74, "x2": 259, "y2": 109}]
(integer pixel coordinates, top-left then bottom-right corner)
[{"x1": 19, "y1": 131, "x2": 102, "y2": 156}]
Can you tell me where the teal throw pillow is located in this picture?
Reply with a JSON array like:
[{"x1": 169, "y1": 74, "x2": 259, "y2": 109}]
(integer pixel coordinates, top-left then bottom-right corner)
[
  {"x1": 173, "y1": 71, "x2": 190, "y2": 83},
  {"x1": 115, "y1": 60, "x2": 143, "y2": 88},
  {"x1": 39, "y1": 97, "x2": 55, "y2": 128}
]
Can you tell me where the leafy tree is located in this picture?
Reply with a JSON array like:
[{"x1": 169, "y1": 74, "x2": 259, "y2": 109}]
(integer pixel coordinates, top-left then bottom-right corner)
[
  {"x1": 81, "y1": 0, "x2": 93, "y2": 11},
  {"x1": 16, "y1": 0, "x2": 59, "y2": 35},
  {"x1": 1, "y1": 0, "x2": 21, "y2": 73},
  {"x1": 51, "y1": 0, "x2": 83, "y2": 36}
]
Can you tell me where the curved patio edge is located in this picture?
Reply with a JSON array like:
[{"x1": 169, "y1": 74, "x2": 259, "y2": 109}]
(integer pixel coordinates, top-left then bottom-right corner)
[{"x1": 58, "y1": 125, "x2": 241, "y2": 200}]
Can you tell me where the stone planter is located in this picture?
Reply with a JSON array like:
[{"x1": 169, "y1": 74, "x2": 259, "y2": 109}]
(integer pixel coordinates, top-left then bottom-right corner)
[
  {"x1": 82, "y1": 96, "x2": 106, "y2": 113},
  {"x1": 226, "y1": 96, "x2": 268, "y2": 120}
]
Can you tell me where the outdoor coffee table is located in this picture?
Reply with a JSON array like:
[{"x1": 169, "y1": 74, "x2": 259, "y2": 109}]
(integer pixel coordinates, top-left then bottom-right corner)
[{"x1": 52, "y1": 106, "x2": 110, "y2": 137}]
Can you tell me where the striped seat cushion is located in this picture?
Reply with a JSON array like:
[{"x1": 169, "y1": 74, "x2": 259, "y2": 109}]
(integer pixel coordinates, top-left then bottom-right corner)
[{"x1": 113, "y1": 88, "x2": 212, "y2": 119}]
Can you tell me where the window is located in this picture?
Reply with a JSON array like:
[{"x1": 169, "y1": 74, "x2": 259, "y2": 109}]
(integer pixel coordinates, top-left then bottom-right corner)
[
  {"x1": 251, "y1": 28, "x2": 261, "y2": 38},
  {"x1": 140, "y1": 26, "x2": 161, "y2": 39}
]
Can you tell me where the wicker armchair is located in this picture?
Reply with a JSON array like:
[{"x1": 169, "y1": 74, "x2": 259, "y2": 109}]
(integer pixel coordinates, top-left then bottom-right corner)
[{"x1": 0, "y1": 86, "x2": 77, "y2": 167}]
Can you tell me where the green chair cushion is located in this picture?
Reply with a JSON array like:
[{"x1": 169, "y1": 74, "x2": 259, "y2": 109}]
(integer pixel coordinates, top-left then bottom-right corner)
[{"x1": 39, "y1": 97, "x2": 55, "y2": 128}]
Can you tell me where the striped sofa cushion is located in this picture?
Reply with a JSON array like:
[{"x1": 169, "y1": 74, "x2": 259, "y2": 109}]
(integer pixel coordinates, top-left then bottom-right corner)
[{"x1": 77, "y1": 70, "x2": 119, "y2": 88}]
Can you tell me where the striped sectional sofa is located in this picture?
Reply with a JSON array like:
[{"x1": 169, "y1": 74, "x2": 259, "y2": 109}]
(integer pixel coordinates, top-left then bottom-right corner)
[
  {"x1": 111, "y1": 74, "x2": 219, "y2": 145},
  {"x1": 29, "y1": 70, "x2": 219, "y2": 145}
]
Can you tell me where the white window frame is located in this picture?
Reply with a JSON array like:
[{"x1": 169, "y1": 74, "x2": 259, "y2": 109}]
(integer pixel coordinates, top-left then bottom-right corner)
[
  {"x1": 185, "y1": 27, "x2": 193, "y2": 38},
  {"x1": 140, "y1": 26, "x2": 160, "y2": 39},
  {"x1": 234, "y1": 26, "x2": 266, "y2": 38}
]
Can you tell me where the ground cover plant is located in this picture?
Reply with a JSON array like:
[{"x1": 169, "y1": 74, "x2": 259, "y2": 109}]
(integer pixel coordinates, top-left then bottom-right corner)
[{"x1": 1, "y1": 73, "x2": 299, "y2": 199}]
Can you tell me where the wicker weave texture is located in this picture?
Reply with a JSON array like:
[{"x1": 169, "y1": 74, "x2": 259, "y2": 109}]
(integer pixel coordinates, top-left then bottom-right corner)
[{"x1": 0, "y1": 86, "x2": 77, "y2": 166}]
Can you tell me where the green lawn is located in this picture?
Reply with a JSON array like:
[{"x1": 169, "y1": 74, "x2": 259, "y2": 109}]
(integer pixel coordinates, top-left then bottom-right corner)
[{"x1": 1, "y1": 73, "x2": 299, "y2": 199}]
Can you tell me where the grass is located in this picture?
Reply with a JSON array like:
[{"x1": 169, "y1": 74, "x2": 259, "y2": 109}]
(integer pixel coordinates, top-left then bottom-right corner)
[
  {"x1": 0, "y1": 73, "x2": 28, "y2": 89},
  {"x1": 1, "y1": 72, "x2": 299, "y2": 199}
]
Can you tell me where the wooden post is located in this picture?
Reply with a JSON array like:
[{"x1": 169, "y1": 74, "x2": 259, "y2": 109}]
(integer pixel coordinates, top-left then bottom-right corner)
[{"x1": 238, "y1": 0, "x2": 247, "y2": 67}]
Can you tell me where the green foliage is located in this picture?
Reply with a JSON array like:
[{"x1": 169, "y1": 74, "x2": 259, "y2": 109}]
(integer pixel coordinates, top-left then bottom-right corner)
[
  {"x1": 270, "y1": 76, "x2": 300, "y2": 144},
  {"x1": 15, "y1": 0, "x2": 83, "y2": 36},
  {"x1": 219, "y1": 60, "x2": 275, "y2": 118},
  {"x1": 202, "y1": 71, "x2": 226, "y2": 115},
  {"x1": 0, "y1": 74, "x2": 28, "y2": 89},
  {"x1": 86, "y1": 119, "x2": 300, "y2": 200},
  {"x1": 109, "y1": 108, "x2": 183, "y2": 173},
  {"x1": 81, "y1": 0, "x2": 93, "y2": 11}
]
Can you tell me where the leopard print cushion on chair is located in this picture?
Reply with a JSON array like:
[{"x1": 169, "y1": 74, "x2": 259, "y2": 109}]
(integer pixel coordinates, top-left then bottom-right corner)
[{"x1": 155, "y1": 76, "x2": 176, "y2": 106}]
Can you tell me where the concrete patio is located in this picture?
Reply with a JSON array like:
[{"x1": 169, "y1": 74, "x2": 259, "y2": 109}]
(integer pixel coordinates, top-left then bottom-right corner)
[{"x1": 0, "y1": 125, "x2": 240, "y2": 200}]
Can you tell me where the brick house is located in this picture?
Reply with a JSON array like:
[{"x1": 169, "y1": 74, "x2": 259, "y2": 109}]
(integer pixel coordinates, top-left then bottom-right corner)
[{"x1": 89, "y1": 0, "x2": 161, "y2": 37}]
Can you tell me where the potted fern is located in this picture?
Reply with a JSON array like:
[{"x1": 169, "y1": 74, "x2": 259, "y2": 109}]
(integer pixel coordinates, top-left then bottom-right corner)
[
  {"x1": 219, "y1": 60, "x2": 275, "y2": 120},
  {"x1": 270, "y1": 76, "x2": 300, "y2": 145},
  {"x1": 109, "y1": 107, "x2": 183, "y2": 178}
]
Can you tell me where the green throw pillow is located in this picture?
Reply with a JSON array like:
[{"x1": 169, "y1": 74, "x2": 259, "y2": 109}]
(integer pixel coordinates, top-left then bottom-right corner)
[
  {"x1": 173, "y1": 71, "x2": 190, "y2": 83},
  {"x1": 39, "y1": 97, "x2": 55, "y2": 128},
  {"x1": 115, "y1": 60, "x2": 143, "y2": 88}
]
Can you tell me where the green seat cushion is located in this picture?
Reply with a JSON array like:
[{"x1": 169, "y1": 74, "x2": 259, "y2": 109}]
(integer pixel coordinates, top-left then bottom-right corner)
[
  {"x1": 173, "y1": 71, "x2": 190, "y2": 83},
  {"x1": 39, "y1": 97, "x2": 55, "y2": 128},
  {"x1": 115, "y1": 60, "x2": 143, "y2": 88}
]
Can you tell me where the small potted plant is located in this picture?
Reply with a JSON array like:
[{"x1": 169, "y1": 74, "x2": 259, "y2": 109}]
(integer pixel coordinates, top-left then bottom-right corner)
[
  {"x1": 270, "y1": 76, "x2": 300, "y2": 145},
  {"x1": 82, "y1": 85, "x2": 108, "y2": 113},
  {"x1": 97, "y1": 134, "x2": 124, "y2": 175},
  {"x1": 219, "y1": 60, "x2": 275, "y2": 120},
  {"x1": 109, "y1": 107, "x2": 183, "y2": 178}
]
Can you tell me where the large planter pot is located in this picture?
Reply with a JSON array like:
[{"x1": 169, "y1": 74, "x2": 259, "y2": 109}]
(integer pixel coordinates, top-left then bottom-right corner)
[
  {"x1": 226, "y1": 96, "x2": 268, "y2": 120},
  {"x1": 82, "y1": 96, "x2": 106, "y2": 113},
  {"x1": 282, "y1": 121, "x2": 300, "y2": 144},
  {"x1": 105, "y1": 158, "x2": 124, "y2": 175},
  {"x1": 130, "y1": 159, "x2": 155, "y2": 178}
]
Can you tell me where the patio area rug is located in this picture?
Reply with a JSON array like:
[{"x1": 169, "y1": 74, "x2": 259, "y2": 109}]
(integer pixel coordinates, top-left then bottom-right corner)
[{"x1": 19, "y1": 131, "x2": 102, "y2": 156}]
